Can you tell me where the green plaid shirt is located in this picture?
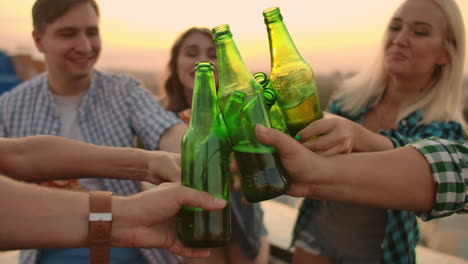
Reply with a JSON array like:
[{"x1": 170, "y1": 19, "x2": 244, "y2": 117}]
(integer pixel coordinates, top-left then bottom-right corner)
[
  {"x1": 410, "y1": 138, "x2": 468, "y2": 221},
  {"x1": 293, "y1": 100, "x2": 465, "y2": 264}
]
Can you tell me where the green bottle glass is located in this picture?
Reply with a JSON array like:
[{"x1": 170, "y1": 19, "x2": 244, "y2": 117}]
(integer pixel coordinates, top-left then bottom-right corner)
[
  {"x1": 212, "y1": 24, "x2": 288, "y2": 203},
  {"x1": 253, "y1": 72, "x2": 289, "y2": 135},
  {"x1": 177, "y1": 61, "x2": 231, "y2": 248},
  {"x1": 263, "y1": 7, "x2": 323, "y2": 136}
]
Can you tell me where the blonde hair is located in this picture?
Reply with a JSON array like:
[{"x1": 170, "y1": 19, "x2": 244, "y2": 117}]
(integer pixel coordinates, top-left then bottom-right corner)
[{"x1": 334, "y1": 0, "x2": 466, "y2": 131}]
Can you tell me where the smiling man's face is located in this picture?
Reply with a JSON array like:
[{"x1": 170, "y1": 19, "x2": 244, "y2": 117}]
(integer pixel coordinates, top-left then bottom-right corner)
[{"x1": 33, "y1": 2, "x2": 101, "y2": 82}]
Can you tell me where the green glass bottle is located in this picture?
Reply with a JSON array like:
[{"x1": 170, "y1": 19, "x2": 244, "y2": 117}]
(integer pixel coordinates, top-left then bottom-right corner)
[
  {"x1": 253, "y1": 72, "x2": 289, "y2": 135},
  {"x1": 212, "y1": 24, "x2": 288, "y2": 203},
  {"x1": 263, "y1": 7, "x2": 323, "y2": 136},
  {"x1": 177, "y1": 61, "x2": 231, "y2": 248}
]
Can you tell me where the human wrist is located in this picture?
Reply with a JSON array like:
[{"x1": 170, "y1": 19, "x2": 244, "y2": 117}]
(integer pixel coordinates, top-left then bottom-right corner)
[
  {"x1": 298, "y1": 154, "x2": 334, "y2": 198},
  {"x1": 137, "y1": 148, "x2": 152, "y2": 182},
  {"x1": 356, "y1": 126, "x2": 394, "y2": 152},
  {"x1": 126, "y1": 148, "x2": 151, "y2": 182},
  {"x1": 352, "y1": 123, "x2": 367, "y2": 152},
  {"x1": 315, "y1": 156, "x2": 336, "y2": 185},
  {"x1": 110, "y1": 196, "x2": 133, "y2": 248},
  {"x1": 305, "y1": 155, "x2": 342, "y2": 199}
]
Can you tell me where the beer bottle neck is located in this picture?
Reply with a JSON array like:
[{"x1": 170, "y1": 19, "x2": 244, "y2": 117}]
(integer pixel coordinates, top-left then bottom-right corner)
[
  {"x1": 215, "y1": 37, "x2": 253, "y2": 92},
  {"x1": 262, "y1": 89, "x2": 276, "y2": 110},
  {"x1": 266, "y1": 19, "x2": 304, "y2": 65},
  {"x1": 253, "y1": 72, "x2": 276, "y2": 110},
  {"x1": 189, "y1": 69, "x2": 218, "y2": 128}
]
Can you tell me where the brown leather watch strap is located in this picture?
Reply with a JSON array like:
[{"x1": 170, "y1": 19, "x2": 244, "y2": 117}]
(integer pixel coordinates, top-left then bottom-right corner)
[{"x1": 88, "y1": 191, "x2": 112, "y2": 264}]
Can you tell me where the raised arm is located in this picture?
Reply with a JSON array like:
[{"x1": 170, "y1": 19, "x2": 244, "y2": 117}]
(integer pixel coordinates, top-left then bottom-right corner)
[
  {"x1": 0, "y1": 135, "x2": 180, "y2": 184},
  {"x1": 255, "y1": 124, "x2": 438, "y2": 212},
  {"x1": 0, "y1": 176, "x2": 225, "y2": 257}
]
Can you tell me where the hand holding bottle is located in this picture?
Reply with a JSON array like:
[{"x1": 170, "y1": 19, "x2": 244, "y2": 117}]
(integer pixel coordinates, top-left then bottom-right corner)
[
  {"x1": 1, "y1": 175, "x2": 226, "y2": 257},
  {"x1": 295, "y1": 112, "x2": 360, "y2": 156},
  {"x1": 255, "y1": 124, "x2": 438, "y2": 212},
  {"x1": 177, "y1": 61, "x2": 231, "y2": 247},
  {"x1": 112, "y1": 183, "x2": 226, "y2": 257},
  {"x1": 254, "y1": 124, "x2": 327, "y2": 198},
  {"x1": 213, "y1": 24, "x2": 289, "y2": 203},
  {"x1": 145, "y1": 151, "x2": 181, "y2": 184},
  {"x1": 296, "y1": 112, "x2": 394, "y2": 155}
]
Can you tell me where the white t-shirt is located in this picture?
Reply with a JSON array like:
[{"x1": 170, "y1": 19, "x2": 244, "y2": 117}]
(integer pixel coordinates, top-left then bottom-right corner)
[{"x1": 53, "y1": 92, "x2": 103, "y2": 190}]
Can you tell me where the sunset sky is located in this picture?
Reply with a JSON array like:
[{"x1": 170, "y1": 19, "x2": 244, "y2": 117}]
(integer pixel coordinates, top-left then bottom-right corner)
[{"x1": 1, "y1": 0, "x2": 468, "y2": 75}]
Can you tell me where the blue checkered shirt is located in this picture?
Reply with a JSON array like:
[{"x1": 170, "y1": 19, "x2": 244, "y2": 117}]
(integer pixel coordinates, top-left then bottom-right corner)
[
  {"x1": 411, "y1": 138, "x2": 468, "y2": 221},
  {"x1": 293, "y1": 100, "x2": 465, "y2": 264},
  {"x1": 0, "y1": 71, "x2": 184, "y2": 264}
]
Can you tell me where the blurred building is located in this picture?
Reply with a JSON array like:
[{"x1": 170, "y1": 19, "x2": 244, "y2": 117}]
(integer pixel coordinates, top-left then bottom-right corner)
[
  {"x1": 0, "y1": 50, "x2": 46, "y2": 95},
  {"x1": 11, "y1": 53, "x2": 47, "y2": 81},
  {"x1": 0, "y1": 51, "x2": 22, "y2": 95}
]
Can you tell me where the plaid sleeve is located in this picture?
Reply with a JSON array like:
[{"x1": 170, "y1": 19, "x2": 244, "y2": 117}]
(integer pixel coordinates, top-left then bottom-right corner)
[
  {"x1": 379, "y1": 121, "x2": 464, "y2": 148},
  {"x1": 126, "y1": 78, "x2": 184, "y2": 151},
  {"x1": 410, "y1": 138, "x2": 468, "y2": 221},
  {"x1": 0, "y1": 88, "x2": 12, "y2": 137}
]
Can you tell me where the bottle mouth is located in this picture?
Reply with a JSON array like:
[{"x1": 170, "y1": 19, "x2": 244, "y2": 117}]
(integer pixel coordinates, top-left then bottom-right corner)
[
  {"x1": 253, "y1": 72, "x2": 267, "y2": 85},
  {"x1": 263, "y1": 7, "x2": 283, "y2": 23},
  {"x1": 212, "y1": 24, "x2": 233, "y2": 41},
  {"x1": 195, "y1": 61, "x2": 214, "y2": 71}
]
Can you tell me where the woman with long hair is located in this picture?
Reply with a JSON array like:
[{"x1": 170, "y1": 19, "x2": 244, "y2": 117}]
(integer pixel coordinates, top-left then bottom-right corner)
[{"x1": 291, "y1": 0, "x2": 466, "y2": 263}]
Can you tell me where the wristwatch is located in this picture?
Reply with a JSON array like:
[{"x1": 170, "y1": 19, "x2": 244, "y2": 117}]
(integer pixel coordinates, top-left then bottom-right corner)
[{"x1": 88, "y1": 191, "x2": 113, "y2": 264}]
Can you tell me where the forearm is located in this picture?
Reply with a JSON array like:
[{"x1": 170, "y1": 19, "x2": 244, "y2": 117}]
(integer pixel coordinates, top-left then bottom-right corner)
[
  {"x1": 0, "y1": 176, "x2": 88, "y2": 249},
  {"x1": 309, "y1": 146, "x2": 435, "y2": 211},
  {"x1": 159, "y1": 124, "x2": 187, "y2": 153},
  {"x1": 0, "y1": 176, "x2": 135, "y2": 249},
  {"x1": 0, "y1": 136, "x2": 150, "y2": 182},
  {"x1": 353, "y1": 125, "x2": 394, "y2": 152}
]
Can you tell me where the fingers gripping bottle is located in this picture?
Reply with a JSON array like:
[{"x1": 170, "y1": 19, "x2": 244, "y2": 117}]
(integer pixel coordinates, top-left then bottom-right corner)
[
  {"x1": 212, "y1": 24, "x2": 288, "y2": 203},
  {"x1": 177, "y1": 61, "x2": 231, "y2": 247},
  {"x1": 263, "y1": 7, "x2": 323, "y2": 137},
  {"x1": 253, "y1": 72, "x2": 289, "y2": 135}
]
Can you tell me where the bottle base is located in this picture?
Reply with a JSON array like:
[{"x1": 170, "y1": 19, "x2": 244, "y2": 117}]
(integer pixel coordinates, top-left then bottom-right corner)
[{"x1": 177, "y1": 208, "x2": 231, "y2": 248}]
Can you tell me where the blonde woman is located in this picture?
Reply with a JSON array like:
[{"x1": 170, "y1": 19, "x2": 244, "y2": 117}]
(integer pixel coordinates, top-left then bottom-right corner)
[{"x1": 291, "y1": 0, "x2": 467, "y2": 263}]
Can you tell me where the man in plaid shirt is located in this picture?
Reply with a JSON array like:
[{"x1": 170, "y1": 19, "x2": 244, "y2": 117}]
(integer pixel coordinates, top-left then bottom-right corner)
[
  {"x1": 0, "y1": 0, "x2": 187, "y2": 263},
  {"x1": 254, "y1": 125, "x2": 467, "y2": 219}
]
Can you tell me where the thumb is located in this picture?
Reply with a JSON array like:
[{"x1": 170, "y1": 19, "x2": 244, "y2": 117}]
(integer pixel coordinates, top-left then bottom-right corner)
[
  {"x1": 175, "y1": 186, "x2": 226, "y2": 211},
  {"x1": 255, "y1": 124, "x2": 303, "y2": 158}
]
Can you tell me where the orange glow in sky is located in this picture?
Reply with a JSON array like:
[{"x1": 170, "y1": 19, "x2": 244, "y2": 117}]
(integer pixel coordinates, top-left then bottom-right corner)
[{"x1": 1, "y1": 0, "x2": 467, "y2": 75}]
